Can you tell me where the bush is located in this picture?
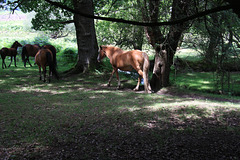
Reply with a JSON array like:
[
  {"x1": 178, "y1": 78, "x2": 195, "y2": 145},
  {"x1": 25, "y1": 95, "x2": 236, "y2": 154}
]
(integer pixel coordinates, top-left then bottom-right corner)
[
  {"x1": 33, "y1": 36, "x2": 50, "y2": 46},
  {"x1": 61, "y1": 48, "x2": 78, "y2": 64}
]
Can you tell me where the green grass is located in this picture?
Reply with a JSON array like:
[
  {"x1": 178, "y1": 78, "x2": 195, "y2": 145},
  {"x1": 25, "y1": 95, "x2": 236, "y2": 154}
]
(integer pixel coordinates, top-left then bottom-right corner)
[{"x1": 173, "y1": 71, "x2": 240, "y2": 95}]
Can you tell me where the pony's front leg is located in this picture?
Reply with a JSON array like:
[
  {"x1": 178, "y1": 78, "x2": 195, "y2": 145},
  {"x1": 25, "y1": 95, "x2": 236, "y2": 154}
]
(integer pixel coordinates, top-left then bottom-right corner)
[
  {"x1": 115, "y1": 69, "x2": 121, "y2": 89},
  {"x1": 14, "y1": 56, "x2": 17, "y2": 67},
  {"x1": 108, "y1": 69, "x2": 116, "y2": 87}
]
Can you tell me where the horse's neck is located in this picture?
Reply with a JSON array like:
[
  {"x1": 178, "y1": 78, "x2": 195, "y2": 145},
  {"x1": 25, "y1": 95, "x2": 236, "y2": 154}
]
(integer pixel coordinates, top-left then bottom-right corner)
[
  {"x1": 11, "y1": 43, "x2": 20, "y2": 49},
  {"x1": 11, "y1": 44, "x2": 18, "y2": 49},
  {"x1": 106, "y1": 47, "x2": 123, "y2": 59}
]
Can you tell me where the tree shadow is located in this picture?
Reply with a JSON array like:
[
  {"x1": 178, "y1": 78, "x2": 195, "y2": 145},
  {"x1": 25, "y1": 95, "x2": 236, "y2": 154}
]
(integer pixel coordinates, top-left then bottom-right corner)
[{"x1": 0, "y1": 72, "x2": 240, "y2": 159}]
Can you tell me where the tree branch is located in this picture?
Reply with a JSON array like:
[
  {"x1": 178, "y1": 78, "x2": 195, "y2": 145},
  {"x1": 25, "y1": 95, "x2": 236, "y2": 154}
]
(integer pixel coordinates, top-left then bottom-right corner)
[
  {"x1": 11, "y1": 0, "x2": 25, "y2": 14},
  {"x1": 105, "y1": 0, "x2": 118, "y2": 16},
  {"x1": 59, "y1": 20, "x2": 75, "y2": 24},
  {"x1": 44, "y1": 0, "x2": 232, "y2": 27}
]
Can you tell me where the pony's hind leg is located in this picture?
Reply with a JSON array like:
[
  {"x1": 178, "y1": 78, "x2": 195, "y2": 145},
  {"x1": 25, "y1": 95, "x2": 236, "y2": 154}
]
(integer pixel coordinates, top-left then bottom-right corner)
[
  {"x1": 133, "y1": 65, "x2": 144, "y2": 91},
  {"x1": 8, "y1": 56, "x2": 13, "y2": 68},
  {"x1": 43, "y1": 67, "x2": 47, "y2": 82},
  {"x1": 48, "y1": 67, "x2": 52, "y2": 83},
  {"x1": 27, "y1": 57, "x2": 32, "y2": 67},
  {"x1": 133, "y1": 75, "x2": 142, "y2": 91},
  {"x1": 38, "y1": 66, "x2": 42, "y2": 81},
  {"x1": 2, "y1": 59, "x2": 7, "y2": 69}
]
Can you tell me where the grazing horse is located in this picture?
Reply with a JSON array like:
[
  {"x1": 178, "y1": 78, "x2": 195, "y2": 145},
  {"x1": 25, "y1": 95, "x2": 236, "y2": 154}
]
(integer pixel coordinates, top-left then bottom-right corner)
[
  {"x1": 22, "y1": 44, "x2": 41, "y2": 67},
  {"x1": 0, "y1": 41, "x2": 22, "y2": 69},
  {"x1": 42, "y1": 44, "x2": 57, "y2": 68},
  {"x1": 35, "y1": 49, "x2": 59, "y2": 82},
  {"x1": 97, "y1": 45, "x2": 151, "y2": 93}
]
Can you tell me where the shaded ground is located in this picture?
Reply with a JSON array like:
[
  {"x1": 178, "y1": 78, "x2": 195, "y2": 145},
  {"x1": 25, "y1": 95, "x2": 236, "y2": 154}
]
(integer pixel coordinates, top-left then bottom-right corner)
[{"x1": 0, "y1": 68, "x2": 240, "y2": 160}]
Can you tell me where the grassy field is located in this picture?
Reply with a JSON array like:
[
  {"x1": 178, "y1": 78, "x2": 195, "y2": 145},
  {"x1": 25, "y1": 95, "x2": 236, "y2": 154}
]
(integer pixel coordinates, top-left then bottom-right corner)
[
  {"x1": 0, "y1": 60, "x2": 240, "y2": 159},
  {"x1": 1, "y1": 11, "x2": 240, "y2": 159}
]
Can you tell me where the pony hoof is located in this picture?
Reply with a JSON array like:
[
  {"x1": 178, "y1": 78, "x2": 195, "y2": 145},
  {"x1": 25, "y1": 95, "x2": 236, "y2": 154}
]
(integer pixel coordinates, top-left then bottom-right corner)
[{"x1": 133, "y1": 88, "x2": 139, "y2": 91}]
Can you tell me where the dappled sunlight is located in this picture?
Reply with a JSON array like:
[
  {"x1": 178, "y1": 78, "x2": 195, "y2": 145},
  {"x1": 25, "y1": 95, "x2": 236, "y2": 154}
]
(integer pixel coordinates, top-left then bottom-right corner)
[
  {"x1": 0, "y1": 79, "x2": 6, "y2": 84},
  {"x1": 132, "y1": 103, "x2": 240, "y2": 132},
  {"x1": 11, "y1": 86, "x2": 71, "y2": 95},
  {"x1": 1, "y1": 64, "x2": 240, "y2": 160}
]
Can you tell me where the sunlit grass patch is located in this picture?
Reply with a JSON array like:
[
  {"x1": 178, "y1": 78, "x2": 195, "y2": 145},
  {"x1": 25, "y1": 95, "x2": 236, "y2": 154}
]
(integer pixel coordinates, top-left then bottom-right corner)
[
  {"x1": 173, "y1": 71, "x2": 240, "y2": 95},
  {"x1": 175, "y1": 48, "x2": 202, "y2": 61}
]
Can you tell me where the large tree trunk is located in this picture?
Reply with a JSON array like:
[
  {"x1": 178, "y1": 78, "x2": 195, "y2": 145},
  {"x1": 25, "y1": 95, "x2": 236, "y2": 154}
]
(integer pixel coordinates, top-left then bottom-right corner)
[
  {"x1": 68, "y1": 0, "x2": 98, "y2": 74},
  {"x1": 140, "y1": 0, "x2": 191, "y2": 92}
]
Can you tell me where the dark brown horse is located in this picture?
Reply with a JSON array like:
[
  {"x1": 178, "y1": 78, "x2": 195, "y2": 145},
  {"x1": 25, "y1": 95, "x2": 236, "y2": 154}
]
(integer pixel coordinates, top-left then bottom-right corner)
[
  {"x1": 97, "y1": 45, "x2": 151, "y2": 93},
  {"x1": 22, "y1": 44, "x2": 41, "y2": 67},
  {"x1": 35, "y1": 49, "x2": 59, "y2": 82},
  {"x1": 42, "y1": 44, "x2": 57, "y2": 68},
  {"x1": 0, "y1": 41, "x2": 22, "y2": 69}
]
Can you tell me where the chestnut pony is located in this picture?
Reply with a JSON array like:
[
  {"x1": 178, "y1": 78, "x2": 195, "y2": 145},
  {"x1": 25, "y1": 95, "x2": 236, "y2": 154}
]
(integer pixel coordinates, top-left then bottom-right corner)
[
  {"x1": 35, "y1": 49, "x2": 59, "y2": 82},
  {"x1": 42, "y1": 44, "x2": 57, "y2": 68},
  {"x1": 22, "y1": 44, "x2": 41, "y2": 67},
  {"x1": 0, "y1": 41, "x2": 22, "y2": 69},
  {"x1": 97, "y1": 45, "x2": 151, "y2": 93}
]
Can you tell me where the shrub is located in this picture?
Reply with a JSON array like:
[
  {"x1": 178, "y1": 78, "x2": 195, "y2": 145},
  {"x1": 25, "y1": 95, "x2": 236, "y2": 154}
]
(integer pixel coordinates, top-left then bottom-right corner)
[{"x1": 61, "y1": 48, "x2": 78, "y2": 64}]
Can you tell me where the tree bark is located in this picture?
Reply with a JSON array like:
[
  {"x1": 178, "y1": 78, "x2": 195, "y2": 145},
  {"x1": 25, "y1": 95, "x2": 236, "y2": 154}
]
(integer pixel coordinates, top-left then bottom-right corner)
[{"x1": 67, "y1": 0, "x2": 98, "y2": 74}]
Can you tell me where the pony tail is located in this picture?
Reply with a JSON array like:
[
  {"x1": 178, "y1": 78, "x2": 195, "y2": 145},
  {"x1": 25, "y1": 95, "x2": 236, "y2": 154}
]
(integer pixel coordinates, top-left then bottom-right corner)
[
  {"x1": 46, "y1": 51, "x2": 59, "y2": 80},
  {"x1": 142, "y1": 52, "x2": 151, "y2": 92},
  {"x1": 22, "y1": 46, "x2": 27, "y2": 62}
]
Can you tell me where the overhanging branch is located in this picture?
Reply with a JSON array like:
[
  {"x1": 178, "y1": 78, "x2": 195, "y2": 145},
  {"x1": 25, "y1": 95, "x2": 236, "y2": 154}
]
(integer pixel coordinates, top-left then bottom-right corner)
[{"x1": 44, "y1": 0, "x2": 232, "y2": 27}]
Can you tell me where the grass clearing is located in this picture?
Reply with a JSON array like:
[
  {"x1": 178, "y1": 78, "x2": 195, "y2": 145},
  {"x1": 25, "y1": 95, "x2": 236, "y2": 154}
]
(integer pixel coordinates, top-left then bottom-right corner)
[{"x1": 0, "y1": 61, "x2": 240, "y2": 159}]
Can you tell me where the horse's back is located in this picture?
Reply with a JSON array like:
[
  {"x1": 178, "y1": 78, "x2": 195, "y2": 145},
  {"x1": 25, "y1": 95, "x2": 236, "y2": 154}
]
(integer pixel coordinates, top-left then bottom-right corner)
[
  {"x1": 35, "y1": 49, "x2": 53, "y2": 66},
  {"x1": 42, "y1": 45, "x2": 56, "y2": 55},
  {"x1": 24, "y1": 44, "x2": 40, "y2": 56},
  {"x1": 114, "y1": 50, "x2": 146, "y2": 71},
  {"x1": 2, "y1": 47, "x2": 17, "y2": 56},
  {"x1": 122, "y1": 50, "x2": 145, "y2": 63}
]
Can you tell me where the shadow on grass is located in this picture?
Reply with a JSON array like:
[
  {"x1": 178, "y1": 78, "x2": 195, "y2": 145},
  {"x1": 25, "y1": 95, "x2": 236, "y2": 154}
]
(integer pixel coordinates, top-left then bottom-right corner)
[{"x1": 0, "y1": 67, "x2": 240, "y2": 159}]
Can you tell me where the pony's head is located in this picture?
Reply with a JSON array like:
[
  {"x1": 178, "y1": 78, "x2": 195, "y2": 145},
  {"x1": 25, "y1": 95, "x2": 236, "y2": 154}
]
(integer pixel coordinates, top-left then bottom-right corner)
[
  {"x1": 12, "y1": 41, "x2": 22, "y2": 48},
  {"x1": 97, "y1": 45, "x2": 107, "y2": 62}
]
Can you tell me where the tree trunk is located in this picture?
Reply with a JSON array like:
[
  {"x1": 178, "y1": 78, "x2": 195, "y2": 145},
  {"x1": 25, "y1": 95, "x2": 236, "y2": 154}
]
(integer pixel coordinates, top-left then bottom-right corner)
[
  {"x1": 67, "y1": 0, "x2": 98, "y2": 74},
  {"x1": 205, "y1": 14, "x2": 221, "y2": 63}
]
